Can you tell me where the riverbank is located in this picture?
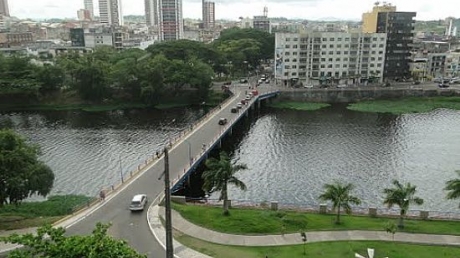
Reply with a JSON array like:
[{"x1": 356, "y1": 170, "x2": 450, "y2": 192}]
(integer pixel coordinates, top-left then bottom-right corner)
[
  {"x1": 0, "y1": 195, "x2": 93, "y2": 230},
  {"x1": 172, "y1": 203, "x2": 460, "y2": 235},
  {"x1": 347, "y1": 96, "x2": 460, "y2": 114},
  {"x1": 0, "y1": 91, "x2": 228, "y2": 112}
]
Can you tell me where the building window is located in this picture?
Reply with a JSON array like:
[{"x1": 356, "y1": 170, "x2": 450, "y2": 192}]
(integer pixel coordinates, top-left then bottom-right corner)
[
  {"x1": 335, "y1": 64, "x2": 340, "y2": 68},
  {"x1": 292, "y1": 65, "x2": 297, "y2": 69},
  {"x1": 338, "y1": 38, "x2": 342, "y2": 41},
  {"x1": 330, "y1": 38, "x2": 335, "y2": 41},
  {"x1": 293, "y1": 38, "x2": 298, "y2": 41},
  {"x1": 322, "y1": 45, "x2": 327, "y2": 48},
  {"x1": 336, "y1": 58, "x2": 341, "y2": 61},
  {"x1": 321, "y1": 58, "x2": 326, "y2": 61},
  {"x1": 293, "y1": 45, "x2": 298, "y2": 49},
  {"x1": 329, "y1": 51, "x2": 333, "y2": 55},
  {"x1": 322, "y1": 38, "x2": 327, "y2": 41},
  {"x1": 329, "y1": 44, "x2": 334, "y2": 48},
  {"x1": 336, "y1": 51, "x2": 341, "y2": 55},
  {"x1": 321, "y1": 64, "x2": 325, "y2": 68},
  {"x1": 285, "y1": 45, "x2": 290, "y2": 48},
  {"x1": 285, "y1": 58, "x2": 290, "y2": 62},
  {"x1": 286, "y1": 38, "x2": 291, "y2": 41},
  {"x1": 337, "y1": 44, "x2": 342, "y2": 48}
]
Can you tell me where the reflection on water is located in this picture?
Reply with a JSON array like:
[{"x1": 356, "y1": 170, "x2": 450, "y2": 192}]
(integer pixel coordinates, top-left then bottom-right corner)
[
  {"x1": 0, "y1": 108, "x2": 205, "y2": 197},
  {"x1": 228, "y1": 105, "x2": 460, "y2": 212},
  {"x1": 1, "y1": 105, "x2": 460, "y2": 212}
]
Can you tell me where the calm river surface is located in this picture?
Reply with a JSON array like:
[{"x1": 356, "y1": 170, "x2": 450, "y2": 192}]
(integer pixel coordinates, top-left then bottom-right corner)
[{"x1": 1, "y1": 105, "x2": 460, "y2": 212}]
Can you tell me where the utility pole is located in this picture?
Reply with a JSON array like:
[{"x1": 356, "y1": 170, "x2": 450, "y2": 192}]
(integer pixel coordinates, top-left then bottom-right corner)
[{"x1": 163, "y1": 147, "x2": 174, "y2": 258}]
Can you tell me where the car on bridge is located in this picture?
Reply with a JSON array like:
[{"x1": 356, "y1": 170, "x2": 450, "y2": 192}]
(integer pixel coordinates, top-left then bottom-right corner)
[
  {"x1": 129, "y1": 194, "x2": 147, "y2": 212},
  {"x1": 218, "y1": 118, "x2": 228, "y2": 125},
  {"x1": 231, "y1": 107, "x2": 238, "y2": 113}
]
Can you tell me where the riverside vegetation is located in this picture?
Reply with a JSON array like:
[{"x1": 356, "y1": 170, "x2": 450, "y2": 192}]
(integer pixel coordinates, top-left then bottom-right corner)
[
  {"x1": 0, "y1": 28, "x2": 274, "y2": 112},
  {"x1": 270, "y1": 97, "x2": 460, "y2": 114}
]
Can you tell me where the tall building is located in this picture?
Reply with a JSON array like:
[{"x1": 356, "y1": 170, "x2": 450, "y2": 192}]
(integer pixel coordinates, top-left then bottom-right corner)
[
  {"x1": 202, "y1": 1, "x2": 215, "y2": 29},
  {"x1": 145, "y1": 0, "x2": 158, "y2": 27},
  {"x1": 274, "y1": 32, "x2": 387, "y2": 86},
  {"x1": 77, "y1": 9, "x2": 92, "y2": 21},
  {"x1": 376, "y1": 11, "x2": 416, "y2": 80},
  {"x1": 99, "y1": 0, "x2": 123, "y2": 26},
  {"x1": 84, "y1": 0, "x2": 94, "y2": 19},
  {"x1": 158, "y1": 0, "x2": 183, "y2": 41},
  {"x1": 0, "y1": 0, "x2": 9, "y2": 17},
  {"x1": 253, "y1": 16, "x2": 270, "y2": 33},
  {"x1": 362, "y1": 2, "x2": 396, "y2": 33}
]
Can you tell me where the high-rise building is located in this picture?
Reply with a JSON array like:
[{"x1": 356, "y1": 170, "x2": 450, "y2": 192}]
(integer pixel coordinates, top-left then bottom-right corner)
[
  {"x1": 0, "y1": 0, "x2": 10, "y2": 17},
  {"x1": 253, "y1": 16, "x2": 270, "y2": 33},
  {"x1": 202, "y1": 1, "x2": 215, "y2": 29},
  {"x1": 158, "y1": 0, "x2": 183, "y2": 41},
  {"x1": 362, "y1": 2, "x2": 396, "y2": 33},
  {"x1": 84, "y1": 0, "x2": 94, "y2": 20},
  {"x1": 77, "y1": 9, "x2": 92, "y2": 21},
  {"x1": 145, "y1": 0, "x2": 158, "y2": 27},
  {"x1": 376, "y1": 11, "x2": 416, "y2": 80},
  {"x1": 99, "y1": 0, "x2": 123, "y2": 26}
]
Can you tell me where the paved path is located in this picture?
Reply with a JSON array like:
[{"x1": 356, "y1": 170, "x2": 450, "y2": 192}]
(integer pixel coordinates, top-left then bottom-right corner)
[{"x1": 148, "y1": 204, "x2": 460, "y2": 258}]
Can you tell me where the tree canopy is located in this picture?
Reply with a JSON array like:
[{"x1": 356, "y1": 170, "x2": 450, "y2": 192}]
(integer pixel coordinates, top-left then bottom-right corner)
[
  {"x1": 0, "y1": 223, "x2": 146, "y2": 258},
  {"x1": 0, "y1": 129, "x2": 55, "y2": 206},
  {"x1": 318, "y1": 182, "x2": 361, "y2": 224}
]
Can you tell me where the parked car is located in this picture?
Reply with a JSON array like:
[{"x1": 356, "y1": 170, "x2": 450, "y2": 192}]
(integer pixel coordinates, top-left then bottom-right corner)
[
  {"x1": 336, "y1": 84, "x2": 347, "y2": 88},
  {"x1": 438, "y1": 83, "x2": 450, "y2": 88},
  {"x1": 241, "y1": 99, "x2": 247, "y2": 105},
  {"x1": 231, "y1": 107, "x2": 238, "y2": 113},
  {"x1": 236, "y1": 103, "x2": 243, "y2": 109},
  {"x1": 218, "y1": 118, "x2": 228, "y2": 125},
  {"x1": 245, "y1": 95, "x2": 252, "y2": 101},
  {"x1": 304, "y1": 84, "x2": 314, "y2": 88},
  {"x1": 129, "y1": 194, "x2": 147, "y2": 211},
  {"x1": 239, "y1": 78, "x2": 248, "y2": 83},
  {"x1": 265, "y1": 80, "x2": 270, "y2": 84}
]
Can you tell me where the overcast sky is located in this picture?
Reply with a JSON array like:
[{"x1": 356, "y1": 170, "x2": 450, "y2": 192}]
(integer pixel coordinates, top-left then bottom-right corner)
[{"x1": 9, "y1": 0, "x2": 458, "y2": 21}]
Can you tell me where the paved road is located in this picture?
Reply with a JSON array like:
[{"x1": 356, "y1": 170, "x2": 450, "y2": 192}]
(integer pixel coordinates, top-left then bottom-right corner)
[{"x1": 64, "y1": 84, "x2": 268, "y2": 257}]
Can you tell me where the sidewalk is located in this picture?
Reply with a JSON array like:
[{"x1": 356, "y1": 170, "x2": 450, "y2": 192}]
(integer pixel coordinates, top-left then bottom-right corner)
[{"x1": 150, "y1": 205, "x2": 460, "y2": 254}]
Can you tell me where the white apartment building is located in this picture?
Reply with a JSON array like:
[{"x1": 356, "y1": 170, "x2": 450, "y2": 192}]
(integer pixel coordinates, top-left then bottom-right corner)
[
  {"x1": 274, "y1": 32, "x2": 387, "y2": 86},
  {"x1": 99, "y1": 0, "x2": 123, "y2": 26}
]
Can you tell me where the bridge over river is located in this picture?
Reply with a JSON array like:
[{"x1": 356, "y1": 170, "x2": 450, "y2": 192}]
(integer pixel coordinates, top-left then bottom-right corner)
[{"x1": 3, "y1": 85, "x2": 279, "y2": 258}]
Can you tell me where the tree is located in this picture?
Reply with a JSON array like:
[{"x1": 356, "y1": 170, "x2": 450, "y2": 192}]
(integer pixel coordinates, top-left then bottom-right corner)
[
  {"x1": 202, "y1": 151, "x2": 247, "y2": 215},
  {"x1": 35, "y1": 64, "x2": 65, "y2": 93},
  {"x1": 444, "y1": 170, "x2": 460, "y2": 206},
  {"x1": 318, "y1": 182, "x2": 361, "y2": 224},
  {"x1": 0, "y1": 129, "x2": 55, "y2": 206},
  {"x1": 383, "y1": 179, "x2": 424, "y2": 229},
  {"x1": 0, "y1": 223, "x2": 146, "y2": 258},
  {"x1": 384, "y1": 220, "x2": 397, "y2": 241}
]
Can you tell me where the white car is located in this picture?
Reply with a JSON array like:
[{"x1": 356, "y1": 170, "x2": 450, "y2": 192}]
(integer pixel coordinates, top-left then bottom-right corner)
[
  {"x1": 236, "y1": 103, "x2": 243, "y2": 109},
  {"x1": 304, "y1": 85, "x2": 314, "y2": 88},
  {"x1": 245, "y1": 95, "x2": 251, "y2": 101},
  {"x1": 129, "y1": 194, "x2": 147, "y2": 211}
]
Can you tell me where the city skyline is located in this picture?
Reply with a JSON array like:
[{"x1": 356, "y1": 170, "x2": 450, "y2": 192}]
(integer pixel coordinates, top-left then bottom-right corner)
[{"x1": 8, "y1": 0, "x2": 459, "y2": 21}]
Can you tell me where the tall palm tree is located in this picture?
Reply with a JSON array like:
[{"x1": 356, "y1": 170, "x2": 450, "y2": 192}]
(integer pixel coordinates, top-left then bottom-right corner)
[
  {"x1": 383, "y1": 179, "x2": 424, "y2": 229},
  {"x1": 444, "y1": 170, "x2": 460, "y2": 206},
  {"x1": 318, "y1": 182, "x2": 361, "y2": 224},
  {"x1": 202, "y1": 151, "x2": 247, "y2": 215}
]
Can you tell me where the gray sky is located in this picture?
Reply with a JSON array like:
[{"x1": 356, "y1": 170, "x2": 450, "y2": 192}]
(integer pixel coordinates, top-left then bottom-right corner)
[{"x1": 9, "y1": 0, "x2": 458, "y2": 21}]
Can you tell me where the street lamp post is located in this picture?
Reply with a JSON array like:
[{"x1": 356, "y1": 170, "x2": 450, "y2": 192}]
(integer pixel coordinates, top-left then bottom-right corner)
[
  {"x1": 163, "y1": 147, "x2": 174, "y2": 258},
  {"x1": 118, "y1": 154, "x2": 124, "y2": 183},
  {"x1": 184, "y1": 139, "x2": 192, "y2": 164}
]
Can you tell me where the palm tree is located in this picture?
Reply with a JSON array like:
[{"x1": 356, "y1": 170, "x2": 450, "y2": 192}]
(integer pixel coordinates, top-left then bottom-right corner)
[
  {"x1": 318, "y1": 182, "x2": 361, "y2": 224},
  {"x1": 383, "y1": 179, "x2": 424, "y2": 229},
  {"x1": 444, "y1": 170, "x2": 460, "y2": 206},
  {"x1": 202, "y1": 151, "x2": 247, "y2": 215}
]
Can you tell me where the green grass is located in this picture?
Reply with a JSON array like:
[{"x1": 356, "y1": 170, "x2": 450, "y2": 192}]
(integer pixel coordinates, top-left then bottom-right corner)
[
  {"x1": 347, "y1": 97, "x2": 460, "y2": 114},
  {"x1": 0, "y1": 195, "x2": 93, "y2": 230},
  {"x1": 268, "y1": 101, "x2": 330, "y2": 111},
  {"x1": 172, "y1": 203, "x2": 460, "y2": 235},
  {"x1": 175, "y1": 232, "x2": 460, "y2": 258}
]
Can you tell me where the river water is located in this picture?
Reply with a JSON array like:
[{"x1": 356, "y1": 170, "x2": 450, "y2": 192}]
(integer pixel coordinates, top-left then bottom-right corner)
[{"x1": 1, "y1": 105, "x2": 460, "y2": 212}]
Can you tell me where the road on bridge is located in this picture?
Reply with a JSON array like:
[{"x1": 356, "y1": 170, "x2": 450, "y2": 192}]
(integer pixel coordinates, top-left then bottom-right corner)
[{"x1": 65, "y1": 78, "x2": 269, "y2": 257}]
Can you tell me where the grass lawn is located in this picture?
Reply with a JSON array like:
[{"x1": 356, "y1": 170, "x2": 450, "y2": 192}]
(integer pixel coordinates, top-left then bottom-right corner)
[
  {"x1": 175, "y1": 232, "x2": 460, "y2": 258},
  {"x1": 0, "y1": 195, "x2": 93, "y2": 230},
  {"x1": 268, "y1": 101, "x2": 330, "y2": 111},
  {"x1": 172, "y1": 203, "x2": 460, "y2": 235},
  {"x1": 347, "y1": 96, "x2": 460, "y2": 114}
]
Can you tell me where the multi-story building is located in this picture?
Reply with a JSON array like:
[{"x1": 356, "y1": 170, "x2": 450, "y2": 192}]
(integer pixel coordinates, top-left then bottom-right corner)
[
  {"x1": 362, "y1": 2, "x2": 396, "y2": 33},
  {"x1": 376, "y1": 11, "x2": 416, "y2": 81},
  {"x1": 253, "y1": 16, "x2": 270, "y2": 33},
  {"x1": 77, "y1": 9, "x2": 92, "y2": 21},
  {"x1": 99, "y1": 0, "x2": 123, "y2": 26},
  {"x1": 145, "y1": 0, "x2": 158, "y2": 27},
  {"x1": 0, "y1": 14, "x2": 6, "y2": 30},
  {"x1": 70, "y1": 27, "x2": 127, "y2": 49},
  {"x1": 0, "y1": 0, "x2": 9, "y2": 17},
  {"x1": 274, "y1": 32, "x2": 387, "y2": 86},
  {"x1": 70, "y1": 28, "x2": 85, "y2": 47},
  {"x1": 157, "y1": 0, "x2": 183, "y2": 41},
  {"x1": 0, "y1": 32, "x2": 34, "y2": 47},
  {"x1": 202, "y1": 1, "x2": 215, "y2": 29},
  {"x1": 84, "y1": 0, "x2": 94, "y2": 20}
]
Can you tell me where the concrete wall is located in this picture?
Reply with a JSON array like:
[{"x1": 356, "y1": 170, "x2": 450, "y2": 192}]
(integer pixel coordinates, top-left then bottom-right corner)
[{"x1": 277, "y1": 88, "x2": 460, "y2": 103}]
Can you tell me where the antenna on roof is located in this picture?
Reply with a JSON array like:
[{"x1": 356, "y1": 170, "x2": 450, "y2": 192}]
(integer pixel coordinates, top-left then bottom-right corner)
[{"x1": 263, "y1": 6, "x2": 268, "y2": 17}]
